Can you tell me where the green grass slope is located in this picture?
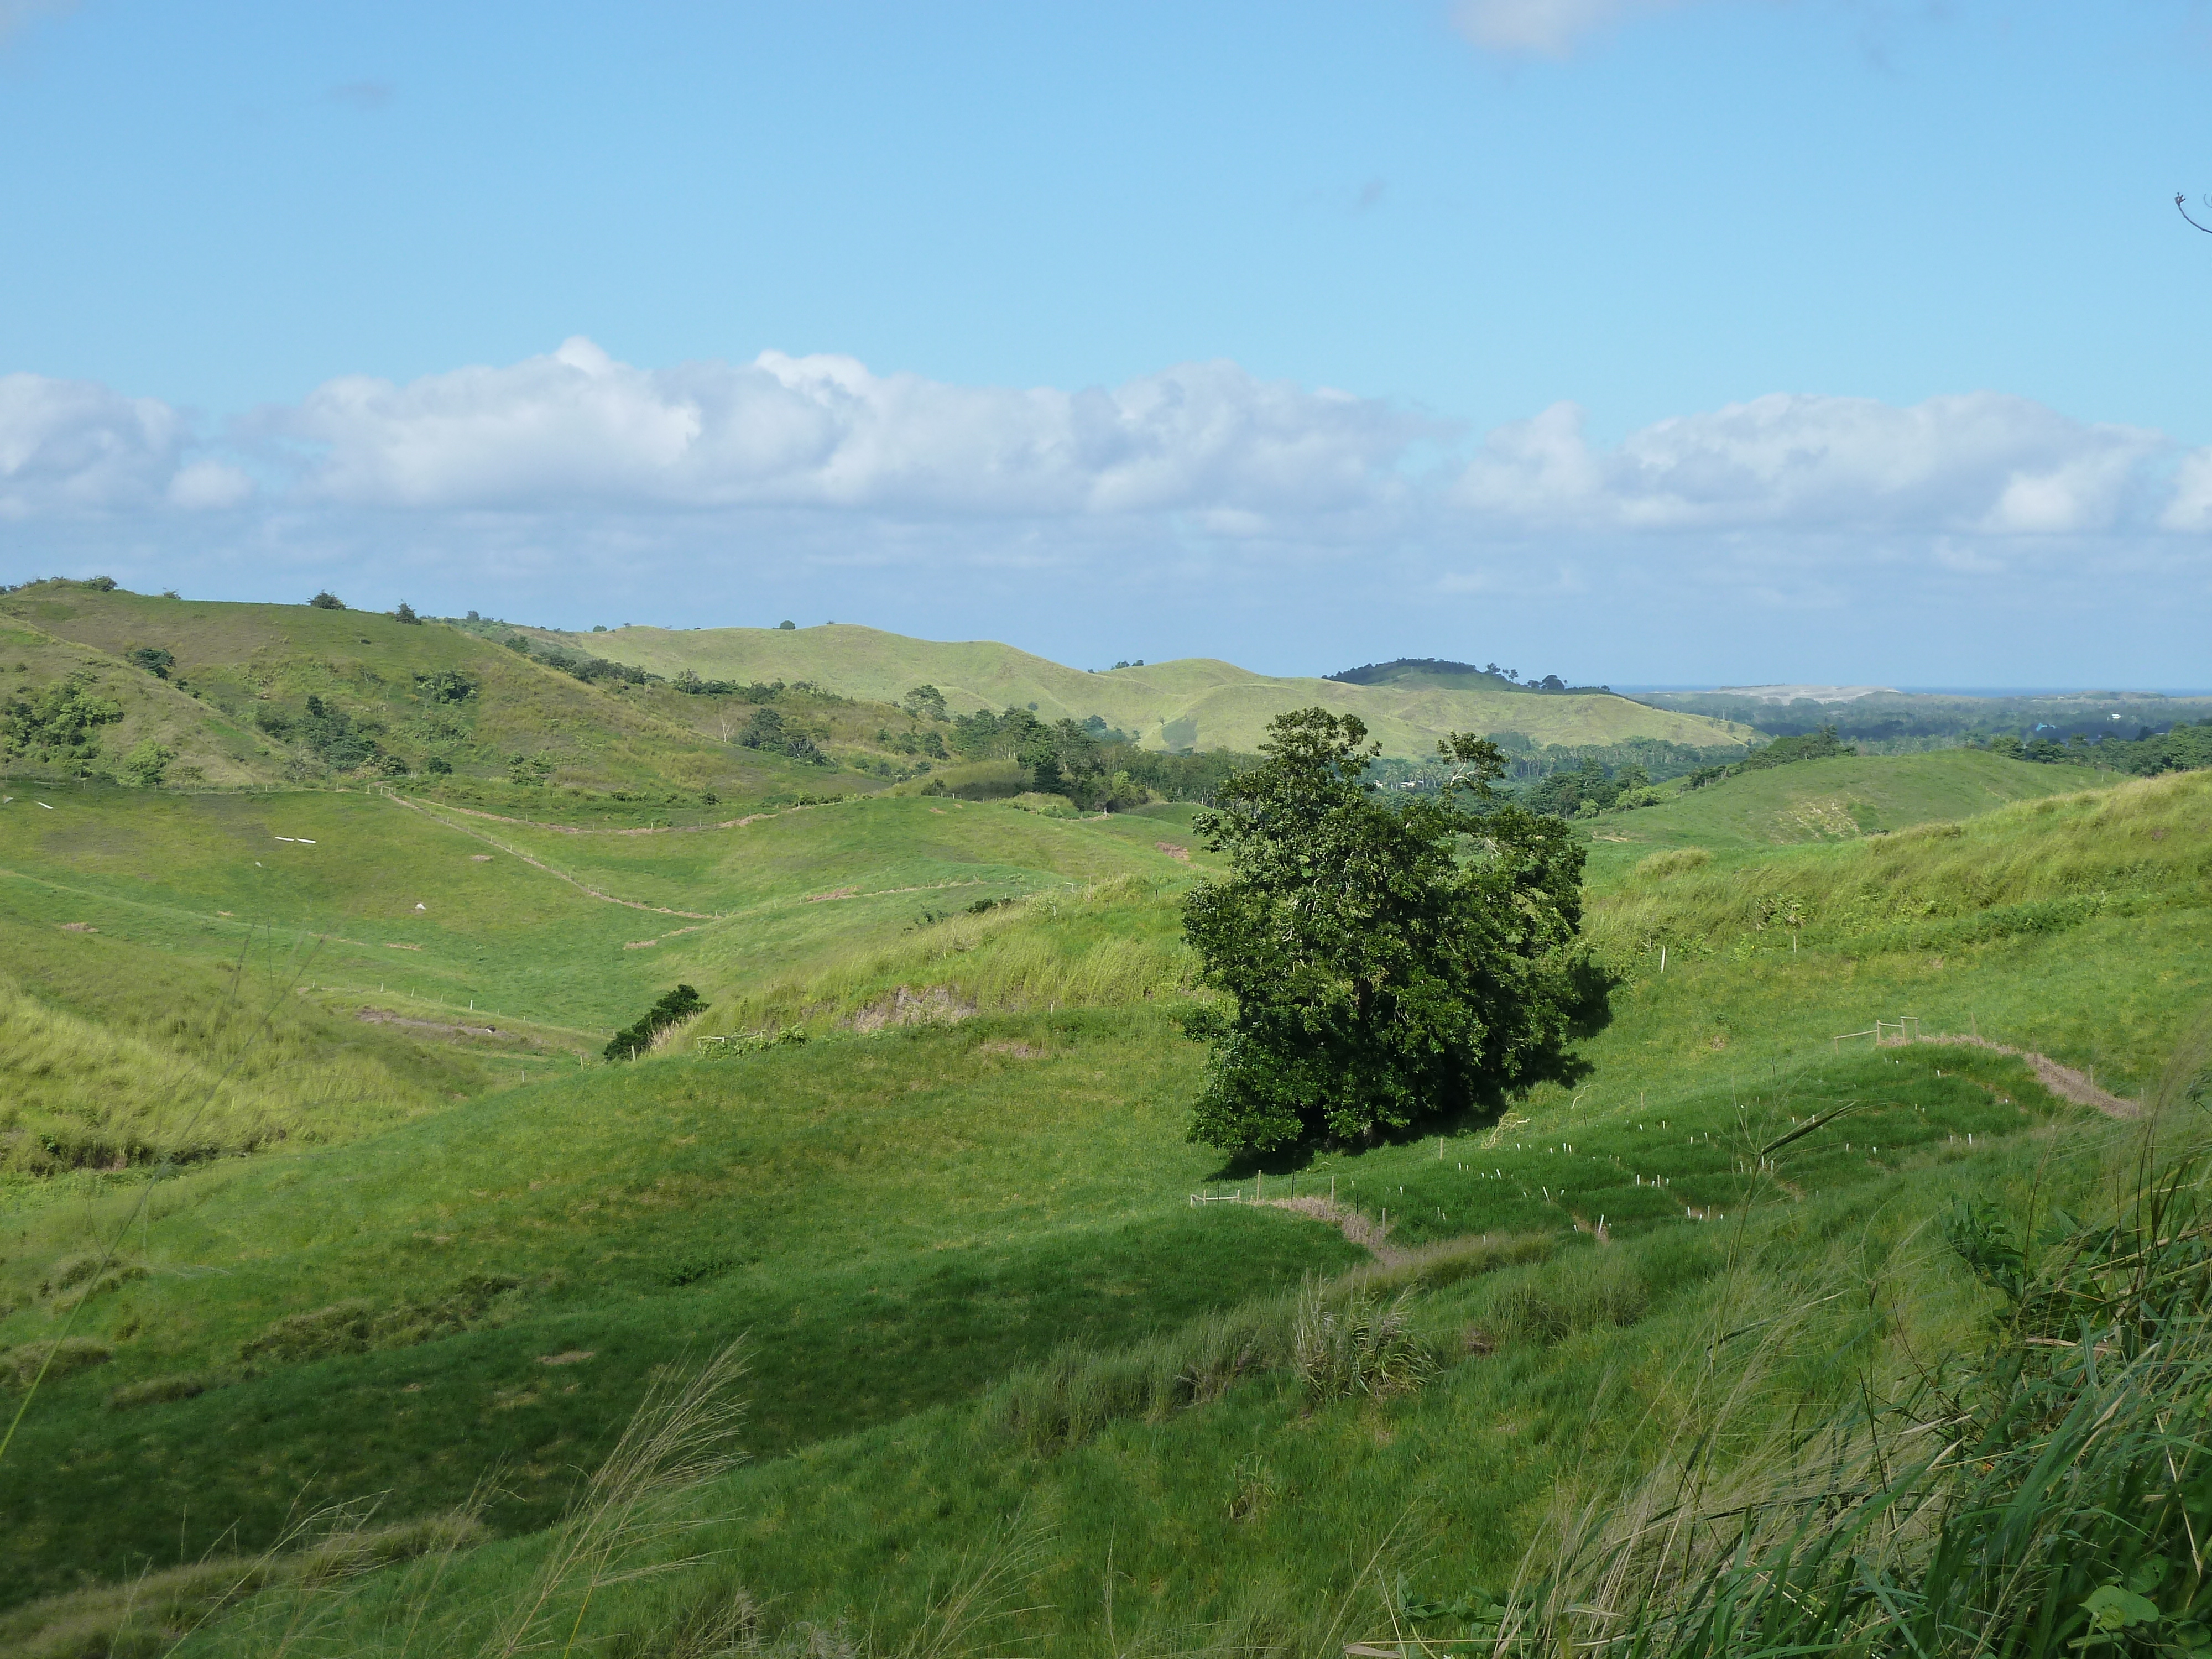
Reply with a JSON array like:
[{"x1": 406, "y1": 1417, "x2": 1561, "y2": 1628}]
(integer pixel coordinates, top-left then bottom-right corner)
[
  {"x1": 530, "y1": 622, "x2": 1755, "y2": 757},
  {"x1": 0, "y1": 613, "x2": 278, "y2": 786},
  {"x1": 0, "y1": 583, "x2": 906, "y2": 797},
  {"x1": 3, "y1": 755, "x2": 2207, "y2": 1650},
  {"x1": 0, "y1": 910, "x2": 493, "y2": 1177},
  {"x1": 1582, "y1": 748, "x2": 2083, "y2": 856},
  {"x1": 0, "y1": 789, "x2": 1203, "y2": 1044}
]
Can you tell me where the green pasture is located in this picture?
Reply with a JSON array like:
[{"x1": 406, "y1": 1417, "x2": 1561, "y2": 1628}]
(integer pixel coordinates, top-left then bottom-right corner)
[
  {"x1": 1, "y1": 748, "x2": 2208, "y2": 1650},
  {"x1": 1579, "y1": 747, "x2": 2081, "y2": 859},
  {"x1": 0, "y1": 1009, "x2": 1368, "y2": 1605},
  {"x1": 415, "y1": 794, "x2": 1203, "y2": 920},
  {"x1": 0, "y1": 910, "x2": 493, "y2": 1179},
  {"x1": 0, "y1": 1013, "x2": 2101, "y2": 1609},
  {"x1": 164, "y1": 1084, "x2": 2142, "y2": 1659},
  {"x1": 0, "y1": 790, "x2": 1217, "y2": 1042}
]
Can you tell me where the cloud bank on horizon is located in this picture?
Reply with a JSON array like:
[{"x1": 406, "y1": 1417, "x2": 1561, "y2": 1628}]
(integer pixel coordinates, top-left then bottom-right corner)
[
  {"x1": 1, "y1": 335, "x2": 2198, "y2": 534},
  {"x1": 3, "y1": 338, "x2": 2206, "y2": 684}
]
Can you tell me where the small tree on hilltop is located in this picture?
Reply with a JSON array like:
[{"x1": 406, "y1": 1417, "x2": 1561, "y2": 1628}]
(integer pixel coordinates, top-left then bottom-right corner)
[
  {"x1": 1180, "y1": 708, "x2": 1587, "y2": 1152},
  {"x1": 309, "y1": 591, "x2": 345, "y2": 610}
]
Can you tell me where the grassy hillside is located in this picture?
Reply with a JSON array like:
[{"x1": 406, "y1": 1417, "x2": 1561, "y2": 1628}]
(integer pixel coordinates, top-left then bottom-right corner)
[
  {"x1": 153, "y1": 1064, "x2": 2143, "y2": 1659},
  {"x1": 0, "y1": 583, "x2": 944, "y2": 797},
  {"x1": 0, "y1": 910, "x2": 494, "y2": 1176},
  {"x1": 1, "y1": 686, "x2": 2207, "y2": 1655},
  {"x1": 514, "y1": 621, "x2": 1755, "y2": 757},
  {"x1": 0, "y1": 611, "x2": 277, "y2": 786},
  {"x1": 1580, "y1": 747, "x2": 2082, "y2": 855}
]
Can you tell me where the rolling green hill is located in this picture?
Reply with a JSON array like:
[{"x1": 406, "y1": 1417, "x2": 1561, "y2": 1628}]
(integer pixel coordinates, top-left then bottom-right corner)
[
  {"x1": 0, "y1": 583, "x2": 940, "y2": 798},
  {"x1": 1580, "y1": 747, "x2": 2083, "y2": 863},
  {"x1": 3, "y1": 590, "x2": 2209, "y2": 1658},
  {"x1": 2, "y1": 757, "x2": 2207, "y2": 1652},
  {"x1": 514, "y1": 621, "x2": 1755, "y2": 757}
]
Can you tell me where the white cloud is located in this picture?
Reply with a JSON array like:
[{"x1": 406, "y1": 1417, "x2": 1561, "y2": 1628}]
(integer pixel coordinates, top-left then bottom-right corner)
[
  {"x1": 4, "y1": 345, "x2": 2208, "y2": 638},
  {"x1": 1454, "y1": 392, "x2": 2166, "y2": 535},
  {"x1": 0, "y1": 372, "x2": 186, "y2": 519},
  {"x1": 168, "y1": 461, "x2": 254, "y2": 510},
  {"x1": 1452, "y1": 0, "x2": 1687, "y2": 58},
  {"x1": 2160, "y1": 448, "x2": 2212, "y2": 532},
  {"x1": 277, "y1": 337, "x2": 1423, "y2": 518}
]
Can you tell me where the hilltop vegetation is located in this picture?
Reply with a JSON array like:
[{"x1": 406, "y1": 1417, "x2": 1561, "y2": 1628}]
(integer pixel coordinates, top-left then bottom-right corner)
[{"x1": 0, "y1": 582, "x2": 971, "y2": 799}]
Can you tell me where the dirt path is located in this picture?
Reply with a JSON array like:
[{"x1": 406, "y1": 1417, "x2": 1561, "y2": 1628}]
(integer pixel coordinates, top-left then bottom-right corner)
[
  {"x1": 1884, "y1": 1032, "x2": 2140, "y2": 1119},
  {"x1": 389, "y1": 794, "x2": 822, "y2": 837},
  {"x1": 384, "y1": 794, "x2": 717, "y2": 919}
]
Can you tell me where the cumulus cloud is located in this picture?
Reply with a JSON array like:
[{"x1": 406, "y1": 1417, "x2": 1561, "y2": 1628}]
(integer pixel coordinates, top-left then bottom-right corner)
[
  {"x1": 3, "y1": 342, "x2": 2207, "y2": 604},
  {"x1": 1453, "y1": 0, "x2": 1689, "y2": 58},
  {"x1": 1454, "y1": 393, "x2": 2167, "y2": 535},
  {"x1": 0, "y1": 372, "x2": 189, "y2": 519},
  {"x1": 2160, "y1": 448, "x2": 2212, "y2": 533},
  {"x1": 277, "y1": 336, "x2": 1425, "y2": 518},
  {"x1": 167, "y1": 461, "x2": 254, "y2": 510}
]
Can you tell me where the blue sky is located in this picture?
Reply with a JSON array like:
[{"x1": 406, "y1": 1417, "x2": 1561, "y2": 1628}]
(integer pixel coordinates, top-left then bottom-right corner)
[{"x1": 4, "y1": 1, "x2": 2211, "y2": 687}]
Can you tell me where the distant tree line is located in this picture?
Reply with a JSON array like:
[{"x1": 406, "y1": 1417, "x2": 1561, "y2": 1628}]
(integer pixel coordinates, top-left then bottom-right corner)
[
  {"x1": 1363, "y1": 735, "x2": 1746, "y2": 806},
  {"x1": 1980, "y1": 719, "x2": 2212, "y2": 778},
  {"x1": 1634, "y1": 688, "x2": 2212, "y2": 753},
  {"x1": 1681, "y1": 725, "x2": 1858, "y2": 790}
]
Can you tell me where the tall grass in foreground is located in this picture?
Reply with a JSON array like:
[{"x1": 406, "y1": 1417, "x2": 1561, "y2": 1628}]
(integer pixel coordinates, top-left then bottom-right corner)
[
  {"x1": 1490, "y1": 1029, "x2": 2212, "y2": 1659},
  {"x1": 168, "y1": 1341, "x2": 1045, "y2": 1659}
]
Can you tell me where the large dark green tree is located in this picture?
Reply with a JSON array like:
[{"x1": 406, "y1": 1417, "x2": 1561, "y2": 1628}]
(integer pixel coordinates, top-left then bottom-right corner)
[{"x1": 1180, "y1": 708, "x2": 1586, "y2": 1152}]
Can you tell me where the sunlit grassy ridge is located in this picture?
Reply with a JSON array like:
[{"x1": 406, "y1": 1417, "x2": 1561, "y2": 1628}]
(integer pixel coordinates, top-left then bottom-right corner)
[
  {"x1": 533, "y1": 621, "x2": 1755, "y2": 757},
  {"x1": 0, "y1": 790, "x2": 1210, "y2": 1047},
  {"x1": 1587, "y1": 767, "x2": 2212, "y2": 961},
  {"x1": 1583, "y1": 747, "x2": 2082, "y2": 849},
  {"x1": 0, "y1": 583, "x2": 932, "y2": 795}
]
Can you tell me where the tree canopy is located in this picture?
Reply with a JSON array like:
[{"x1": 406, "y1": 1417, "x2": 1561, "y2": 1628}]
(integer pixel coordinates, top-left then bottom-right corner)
[{"x1": 1180, "y1": 708, "x2": 1587, "y2": 1153}]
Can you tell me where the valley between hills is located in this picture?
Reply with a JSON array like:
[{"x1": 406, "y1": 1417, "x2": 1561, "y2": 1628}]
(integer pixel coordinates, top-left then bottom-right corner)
[{"x1": 1, "y1": 581, "x2": 2208, "y2": 1658}]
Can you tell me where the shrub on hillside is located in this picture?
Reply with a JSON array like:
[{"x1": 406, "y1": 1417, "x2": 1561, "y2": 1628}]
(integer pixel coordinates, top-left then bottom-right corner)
[
  {"x1": 118, "y1": 738, "x2": 173, "y2": 787},
  {"x1": 1292, "y1": 1283, "x2": 1437, "y2": 1404},
  {"x1": 414, "y1": 668, "x2": 476, "y2": 704},
  {"x1": 309, "y1": 591, "x2": 345, "y2": 610},
  {"x1": 125, "y1": 645, "x2": 174, "y2": 679},
  {"x1": 1, "y1": 673, "x2": 123, "y2": 766},
  {"x1": 605, "y1": 984, "x2": 710, "y2": 1060},
  {"x1": 393, "y1": 601, "x2": 420, "y2": 624}
]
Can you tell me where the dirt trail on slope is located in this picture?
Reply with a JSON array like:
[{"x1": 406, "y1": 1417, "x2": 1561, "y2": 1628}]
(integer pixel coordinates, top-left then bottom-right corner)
[
  {"x1": 1882, "y1": 1032, "x2": 2140, "y2": 1119},
  {"x1": 384, "y1": 794, "x2": 716, "y2": 917}
]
